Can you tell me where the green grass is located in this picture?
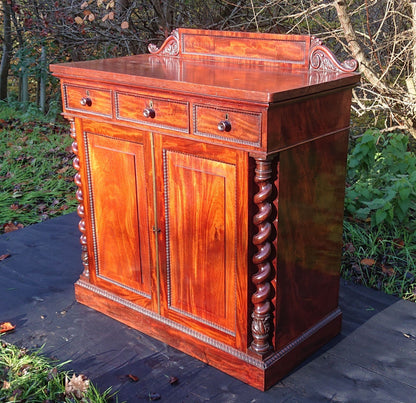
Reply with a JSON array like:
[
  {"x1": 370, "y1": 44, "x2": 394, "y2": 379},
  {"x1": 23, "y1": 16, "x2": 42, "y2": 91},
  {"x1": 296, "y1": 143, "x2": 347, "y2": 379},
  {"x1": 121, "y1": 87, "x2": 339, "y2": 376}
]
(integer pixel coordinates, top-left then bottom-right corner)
[
  {"x1": 0, "y1": 103, "x2": 77, "y2": 232},
  {"x1": 342, "y1": 219, "x2": 416, "y2": 302},
  {"x1": 0, "y1": 339, "x2": 116, "y2": 402}
]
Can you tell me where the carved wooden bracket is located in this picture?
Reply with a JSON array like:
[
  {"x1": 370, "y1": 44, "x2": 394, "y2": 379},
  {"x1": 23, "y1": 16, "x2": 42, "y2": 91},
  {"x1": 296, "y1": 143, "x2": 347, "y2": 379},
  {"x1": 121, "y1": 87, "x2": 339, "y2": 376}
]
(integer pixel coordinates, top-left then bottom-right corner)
[
  {"x1": 309, "y1": 37, "x2": 358, "y2": 73},
  {"x1": 148, "y1": 29, "x2": 180, "y2": 56}
]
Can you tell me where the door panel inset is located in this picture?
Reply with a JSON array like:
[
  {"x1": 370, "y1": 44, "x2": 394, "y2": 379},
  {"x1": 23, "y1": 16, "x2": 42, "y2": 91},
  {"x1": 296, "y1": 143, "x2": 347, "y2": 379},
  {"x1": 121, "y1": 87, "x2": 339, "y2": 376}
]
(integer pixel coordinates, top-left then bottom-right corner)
[
  {"x1": 163, "y1": 150, "x2": 237, "y2": 334},
  {"x1": 87, "y1": 133, "x2": 152, "y2": 298}
]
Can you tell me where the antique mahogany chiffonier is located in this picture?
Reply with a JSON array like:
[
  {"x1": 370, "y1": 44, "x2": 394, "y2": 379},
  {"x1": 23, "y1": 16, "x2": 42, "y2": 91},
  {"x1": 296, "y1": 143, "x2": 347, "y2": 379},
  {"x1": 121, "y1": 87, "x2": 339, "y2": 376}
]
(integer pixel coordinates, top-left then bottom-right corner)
[{"x1": 51, "y1": 29, "x2": 360, "y2": 390}]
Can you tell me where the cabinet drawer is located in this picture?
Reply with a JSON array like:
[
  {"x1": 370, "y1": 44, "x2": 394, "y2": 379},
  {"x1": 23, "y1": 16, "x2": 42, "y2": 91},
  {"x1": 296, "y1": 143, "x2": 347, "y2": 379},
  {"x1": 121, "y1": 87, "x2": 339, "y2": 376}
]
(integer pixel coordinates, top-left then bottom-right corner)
[
  {"x1": 64, "y1": 85, "x2": 112, "y2": 117},
  {"x1": 116, "y1": 92, "x2": 189, "y2": 132},
  {"x1": 193, "y1": 105, "x2": 261, "y2": 146}
]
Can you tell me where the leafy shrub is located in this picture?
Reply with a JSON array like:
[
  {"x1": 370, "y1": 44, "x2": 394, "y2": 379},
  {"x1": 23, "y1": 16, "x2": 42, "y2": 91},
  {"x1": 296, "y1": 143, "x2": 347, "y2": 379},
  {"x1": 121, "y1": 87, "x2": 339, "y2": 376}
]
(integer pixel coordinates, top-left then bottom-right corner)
[{"x1": 345, "y1": 130, "x2": 416, "y2": 229}]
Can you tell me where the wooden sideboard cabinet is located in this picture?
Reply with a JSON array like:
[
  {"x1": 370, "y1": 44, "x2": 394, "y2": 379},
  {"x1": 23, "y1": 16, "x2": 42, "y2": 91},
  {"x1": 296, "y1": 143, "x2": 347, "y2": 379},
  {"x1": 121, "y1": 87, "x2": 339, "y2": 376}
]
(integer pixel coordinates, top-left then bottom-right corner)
[{"x1": 50, "y1": 29, "x2": 360, "y2": 390}]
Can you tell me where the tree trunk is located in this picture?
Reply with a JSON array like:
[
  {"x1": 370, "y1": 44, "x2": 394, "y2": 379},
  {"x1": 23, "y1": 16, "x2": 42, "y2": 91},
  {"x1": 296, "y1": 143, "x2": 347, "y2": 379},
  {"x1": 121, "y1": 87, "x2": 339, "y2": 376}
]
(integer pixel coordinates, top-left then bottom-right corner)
[
  {"x1": 410, "y1": 0, "x2": 416, "y2": 80},
  {"x1": 19, "y1": 67, "x2": 29, "y2": 108},
  {"x1": 0, "y1": 1, "x2": 12, "y2": 100},
  {"x1": 333, "y1": 0, "x2": 389, "y2": 94},
  {"x1": 39, "y1": 45, "x2": 47, "y2": 113},
  {"x1": 405, "y1": 0, "x2": 416, "y2": 139}
]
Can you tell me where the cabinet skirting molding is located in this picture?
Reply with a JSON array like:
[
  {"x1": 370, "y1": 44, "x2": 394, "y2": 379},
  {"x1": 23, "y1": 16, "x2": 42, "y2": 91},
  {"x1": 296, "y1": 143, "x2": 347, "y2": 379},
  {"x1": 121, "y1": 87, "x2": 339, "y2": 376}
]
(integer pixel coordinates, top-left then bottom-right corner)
[{"x1": 75, "y1": 278, "x2": 342, "y2": 371}]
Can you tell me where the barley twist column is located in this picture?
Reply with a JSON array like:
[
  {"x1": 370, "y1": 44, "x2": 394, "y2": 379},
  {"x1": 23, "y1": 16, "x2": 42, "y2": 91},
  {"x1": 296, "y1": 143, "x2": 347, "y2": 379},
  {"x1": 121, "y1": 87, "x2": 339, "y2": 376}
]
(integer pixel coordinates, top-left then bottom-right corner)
[
  {"x1": 250, "y1": 156, "x2": 274, "y2": 357},
  {"x1": 69, "y1": 118, "x2": 89, "y2": 278}
]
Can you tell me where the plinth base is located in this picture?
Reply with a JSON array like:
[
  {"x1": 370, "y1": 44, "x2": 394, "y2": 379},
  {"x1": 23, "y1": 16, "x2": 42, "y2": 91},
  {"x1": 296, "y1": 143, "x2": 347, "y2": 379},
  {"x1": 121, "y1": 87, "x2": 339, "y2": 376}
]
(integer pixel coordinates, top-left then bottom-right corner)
[{"x1": 75, "y1": 279, "x2": 342, "y2": 391}]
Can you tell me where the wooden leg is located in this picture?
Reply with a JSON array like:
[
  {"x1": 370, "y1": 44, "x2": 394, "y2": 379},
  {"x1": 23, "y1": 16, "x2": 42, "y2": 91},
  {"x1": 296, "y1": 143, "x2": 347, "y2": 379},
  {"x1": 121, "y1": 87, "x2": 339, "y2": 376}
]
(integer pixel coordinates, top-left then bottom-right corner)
[
  {"x1": 250, "y1": 157, "x2": 274, "y2": 357},
  {"x1": 69, "y1": 118, "x2": 89, "y2": 279}
]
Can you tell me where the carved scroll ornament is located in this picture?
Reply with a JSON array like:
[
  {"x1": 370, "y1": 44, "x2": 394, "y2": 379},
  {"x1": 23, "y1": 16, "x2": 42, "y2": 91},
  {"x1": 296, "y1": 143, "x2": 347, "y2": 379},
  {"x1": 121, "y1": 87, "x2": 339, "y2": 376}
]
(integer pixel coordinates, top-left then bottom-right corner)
[
  {"x1": 310, "y1": 37, "x2": 358, "y2": 73},
  {"x1": 148, "y1": 29, "x2": 180, "y2": 56}
]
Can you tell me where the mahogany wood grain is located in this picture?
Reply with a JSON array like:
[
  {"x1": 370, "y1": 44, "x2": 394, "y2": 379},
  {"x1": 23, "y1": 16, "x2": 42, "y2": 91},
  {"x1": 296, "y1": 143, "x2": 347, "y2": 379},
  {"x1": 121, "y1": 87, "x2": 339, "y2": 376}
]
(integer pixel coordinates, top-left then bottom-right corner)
[
  {"x1": 75, "y1": 279, "x2": 342, "y2": 391},
  {"x1": 51, "y1": 28, "x2": 360, "y2": 390},
  {"x1": 179, "y1": 29, "x2": 310, "y2": 68},
  {"x1": 77, "y1": 120, "x2": 157, "y2": 310},
  {"x1": 164, "y1": 151, "x2": 236, "y2": 332},
  {"x1": 194, "y1": 104, "x2": 262, "y2": 145},
  {"x1": 64, "y1": 84, "x2": 112, "y2": 117},
  {"x1": 51, "y1": 28, "x2": 359, "y2": 104},
  {"x1": 266, "y1": 88, "x2": 354, "y2": 153},
  {"x1": 115, "y1": 91, "x2": 189, "y2": 131},
  {"x1": 275, "y1": 132, "x2": 349, "y2": 350},
  {"x1": 155, "y1": 135, "x2": 249, "y2": 349},
  {"x1": 53, "y1": 57, "x2": 359, "y2": 104},
  {"x1": 87, "y1": 135, "x2": 152, "y2": 294}
]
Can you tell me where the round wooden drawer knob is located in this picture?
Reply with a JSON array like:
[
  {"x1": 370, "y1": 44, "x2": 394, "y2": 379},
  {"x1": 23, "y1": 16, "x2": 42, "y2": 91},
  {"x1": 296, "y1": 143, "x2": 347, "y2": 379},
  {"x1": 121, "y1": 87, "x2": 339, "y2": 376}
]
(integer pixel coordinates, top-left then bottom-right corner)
[
  {"x1": 218, "y1": 120, "x2": 231, "y2": 132},
  {"x1": 143, "y1": 108, "x2": 156, "y2": 118},
  {"x1": 80, "y1": 97, "x2": 92, "y2": 106}
]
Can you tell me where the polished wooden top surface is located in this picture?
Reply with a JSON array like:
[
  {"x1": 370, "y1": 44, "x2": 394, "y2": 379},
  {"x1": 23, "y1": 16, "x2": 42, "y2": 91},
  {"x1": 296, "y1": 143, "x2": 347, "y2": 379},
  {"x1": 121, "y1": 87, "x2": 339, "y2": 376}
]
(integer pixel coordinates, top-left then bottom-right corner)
[
  {"x1": 50, "y1": 28, "x2": 360, "y2": 103},
  {"x1": 50, "y1": 55, "x2": 358, "y2": 103}
]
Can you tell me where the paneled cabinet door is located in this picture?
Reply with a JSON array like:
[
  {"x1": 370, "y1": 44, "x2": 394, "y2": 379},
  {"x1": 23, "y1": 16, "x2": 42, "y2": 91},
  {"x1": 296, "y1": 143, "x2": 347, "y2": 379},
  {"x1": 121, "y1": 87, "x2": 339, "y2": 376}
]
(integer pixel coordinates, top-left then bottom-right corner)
[
  {"x1": 81, "y1": 121, "x2": 156, "y2": 311},
  {"x1": 155, "y1": 135, "x2": 249, "y2": 349}
]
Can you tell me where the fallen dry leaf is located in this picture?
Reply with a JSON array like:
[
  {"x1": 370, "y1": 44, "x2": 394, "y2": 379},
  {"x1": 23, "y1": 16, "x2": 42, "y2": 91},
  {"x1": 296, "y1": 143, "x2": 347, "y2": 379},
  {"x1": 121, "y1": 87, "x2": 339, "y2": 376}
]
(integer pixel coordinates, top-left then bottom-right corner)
[
  {"x1": 0, "y1": 253, "x2": 11, "y2": 261},
  {"x1": 19, "y1": 364, "x2": 32, "y2": 376},
  {"x1": 382, "y1": 264, "x2": 395, "y2": 277},
  {"x1": 343, "y1": 242, "x2": 355, "y2": 253},
  {"x1": 65, "y1": 374, "x2": 90, "y2": 399},
  {"x1": 2, "y1": 381, "x2": 11, "y2": 390},
  {"x1": 0, "y1": 322, "x2": 16, "y2": 333},
  {"x1": 393, "y1": 238, "x2": 405, "y2": 249},
  {"x1": 352, "y1": 263, "x2": 362, "y2": 274},
  {"x1": 360, "y1": 258, "x2": 376, "y2": 266},
  {"x1": 3, "y1": 222, "x2": 24, "y2": 233},
  {"x1": 57, "y1": 166, "x2": 70, "y2": 174},
  {"x1": 128, "y1": 374, "x2": 139, "y2": 382},
  {"x1": 47, "y1": 367, "x2": 58, "y2": 381}
]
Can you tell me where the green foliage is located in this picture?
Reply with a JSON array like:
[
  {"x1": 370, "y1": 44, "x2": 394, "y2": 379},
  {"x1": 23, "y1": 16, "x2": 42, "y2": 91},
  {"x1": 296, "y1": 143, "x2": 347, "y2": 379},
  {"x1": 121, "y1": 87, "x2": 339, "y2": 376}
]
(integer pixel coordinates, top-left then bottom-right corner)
[
  {"x1": 8, "y1": 38, "x2": 63, "y2": 112},
  {"x1": 343, "y1": 129, "x2": 416, "y2": 301},
  {"x1": 345, "y1": 129, "x2": 416, "y2": 229},
  {"x1": 0, "y1": 340, "x2": 116, "y2": 402},
  {"x1": 0, "y1": 101, "x2": 57, "y2": 122}
]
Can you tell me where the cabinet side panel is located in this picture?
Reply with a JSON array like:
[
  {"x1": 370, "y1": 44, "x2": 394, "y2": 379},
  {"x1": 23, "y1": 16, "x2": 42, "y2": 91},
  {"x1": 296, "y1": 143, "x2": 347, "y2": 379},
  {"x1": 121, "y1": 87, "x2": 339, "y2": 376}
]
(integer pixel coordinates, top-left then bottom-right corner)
[
  {"x1": 276, "y1": 131, "x2": 348, "y2": 349},
  {"x1": 267, "y1": 89, "x2": 353, "y2": 152},
  {"x1": 87, "y1": 133, "x2": 152, "y2": 297},
  {"x1": 164, "y1": 151, "x2": 237, "y2": 335}
]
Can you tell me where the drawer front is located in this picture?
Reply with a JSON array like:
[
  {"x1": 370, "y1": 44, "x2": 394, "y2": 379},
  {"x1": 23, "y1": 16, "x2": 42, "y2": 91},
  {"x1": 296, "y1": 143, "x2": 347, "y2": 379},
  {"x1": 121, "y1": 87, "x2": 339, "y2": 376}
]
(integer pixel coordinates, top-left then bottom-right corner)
[
  {"x1": 64, "y1": 85, "x2": 112, "y2": 117},
  {"x1": 116, "y1": 92, "x2": 189, "y2": 132},
  {"x1": 193, "y1": 105, "x2": 261, "y2": 147}
]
